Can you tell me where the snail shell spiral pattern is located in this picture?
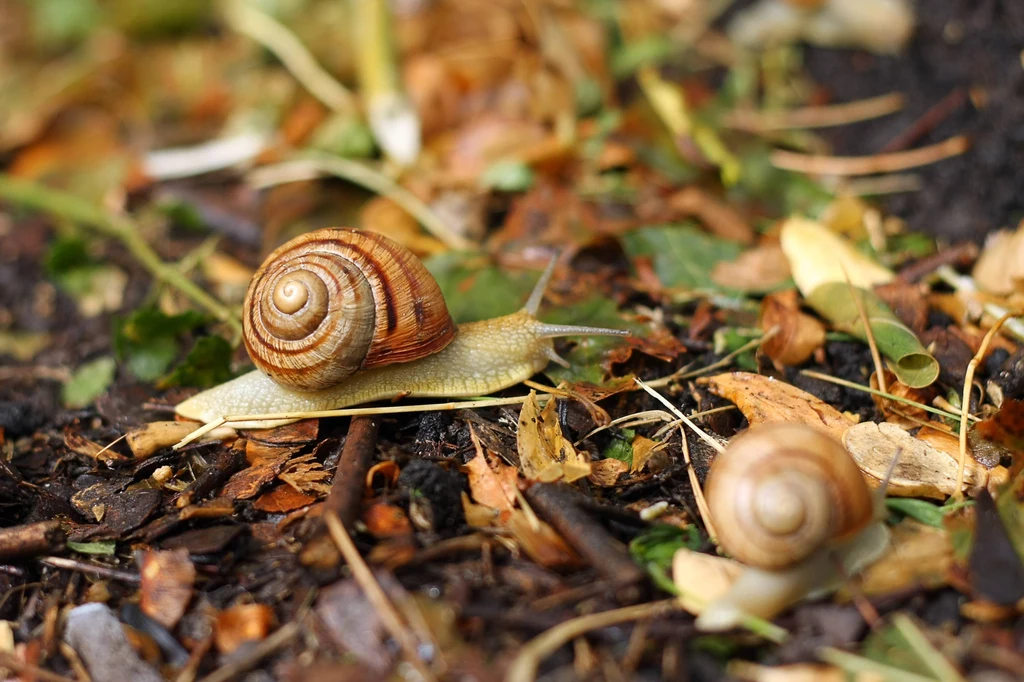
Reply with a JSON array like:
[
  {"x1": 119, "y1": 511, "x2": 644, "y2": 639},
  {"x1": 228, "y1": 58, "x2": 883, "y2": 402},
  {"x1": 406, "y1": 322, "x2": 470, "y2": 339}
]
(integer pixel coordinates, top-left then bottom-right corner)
[
  {"x1": 242, "y1": 229, "x2": 457, "y2": 391},
  {"x1": 704, "y1": 423, "x2": 874, "y2": 570}
]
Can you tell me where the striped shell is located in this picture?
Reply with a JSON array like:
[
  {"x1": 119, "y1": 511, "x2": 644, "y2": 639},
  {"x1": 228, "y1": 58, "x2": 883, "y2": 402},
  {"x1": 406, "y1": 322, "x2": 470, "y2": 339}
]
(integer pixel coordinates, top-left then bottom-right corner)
[
  {"x1": 704, "y1": 423, "x2": 874, "y2": 570},
  {"x1": 242, "y1": 228, "x2": 457, "y2": 391}
]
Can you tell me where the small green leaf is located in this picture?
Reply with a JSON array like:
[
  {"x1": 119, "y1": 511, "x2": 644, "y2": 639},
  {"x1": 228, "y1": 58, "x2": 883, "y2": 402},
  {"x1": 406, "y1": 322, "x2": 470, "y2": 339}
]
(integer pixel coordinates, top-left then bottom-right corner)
[
  {"x1": 62, "y1": 356, "x2": 116, "y2": 409},
  {"x1": 67, "y1": 540, "x2": 117, "y2": 555},
  {"x1": 114, "y1": 308, "x2": 207, "y2": 382},
  {"x1": 806, "y1": 283, "x2": 939, "y2": 388},
  {"x1": 885, "y1": 498, "x2": 945, "y2": 527},
  {"x1": 629, "y1": 524, "x2": 702, "y2": 569},
  {"x1": 610, "y1": 36, "x2": 674, "y2": 77},
  {"x1": 621, "y1": 223, "x2": 743, "y2": 291},
  {"x1": 160, "y1": 335, "x2": 234, "y2": 388},
  {"x1": 423, "y1": 253, "x2": 535, "y2": 323},
  {"x1": 480, "y1": 160, "x2": 535, "y2": 192},
  {"x1": 602, "y1": 428, "x2": 635, "y2": 465},
  {"x1": 45, "y1": 236, "x2": 94, "y2": 276}
]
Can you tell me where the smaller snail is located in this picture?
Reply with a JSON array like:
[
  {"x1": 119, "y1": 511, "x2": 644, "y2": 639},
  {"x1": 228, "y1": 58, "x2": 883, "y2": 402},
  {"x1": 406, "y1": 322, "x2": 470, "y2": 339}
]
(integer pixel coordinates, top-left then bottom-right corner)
[
  {"x1": 175, "y1": 228, "x2": 629, "y2": 428},
  {"x1": 695, "y1": 423, "x2": 890, "y2": 631}
]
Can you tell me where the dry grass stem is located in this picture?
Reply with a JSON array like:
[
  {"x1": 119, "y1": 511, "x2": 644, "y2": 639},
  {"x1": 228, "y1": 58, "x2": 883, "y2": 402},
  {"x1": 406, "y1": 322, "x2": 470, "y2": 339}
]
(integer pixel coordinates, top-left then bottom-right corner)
[
  {"x1": 956, "y1": 311, "x2": 1017, "y2": 500},
  {"x1": 771, "y1": 135, "x2": 969, "y2": 176},
  {"x1": 324, "y1": 512, "x2": 440, "y2": 682},
  {"x1": 725, "y1": 92, "x2": 904, "y2": 132}
]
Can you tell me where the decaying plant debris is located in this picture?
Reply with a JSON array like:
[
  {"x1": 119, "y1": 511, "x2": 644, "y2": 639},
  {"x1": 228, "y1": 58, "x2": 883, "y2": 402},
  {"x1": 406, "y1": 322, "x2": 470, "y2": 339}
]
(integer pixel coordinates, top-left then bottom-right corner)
[{"x1": 1, "y1": 1, "x2": 1024, "y2": 680}]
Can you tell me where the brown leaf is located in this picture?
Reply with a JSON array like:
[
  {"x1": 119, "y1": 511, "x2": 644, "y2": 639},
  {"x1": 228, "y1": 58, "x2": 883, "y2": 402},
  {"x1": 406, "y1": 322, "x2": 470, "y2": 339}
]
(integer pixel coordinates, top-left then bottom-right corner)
[
  {"x1": 463, "y1": 429, "x2": 518, "y2": 512},
  {"x1": 587, "y1": 458, "x2": 628, "y2": 487},
  {"x1": 874, "y1": 281, "x2": 929, "y2": 334},
  {"x1": 630, "y1": 435, "x2": 664, "y2": 474},
  {"x1": 842, "y1": 421, "x2": 987, "y2": 498},
  {"x1": 362, "y1": 502, "x2": 414, "y2": 539},
  {"x1": 516, "y1": 392, "x2": 592, "y2": 483},
  {"x1": 701, "y1": 371, "x2": 855, "y2": 440},
  {"x1": 669, "y1": 187, "x2": 755, "y2": 244},
  {"x1": 214, "y1": 604, "x2": 275, "y2": 655},
  {"x1": 125, "y1": 421, "x2": 204, "y2": 459},
  {"x1": 759, "y1": 290, "x2": 826, "y2": 366},
  {"x1": 139, "y1": 549, "x2": 195, "y2": 630},
  {"x1": 972, "y1": 221, "x2": 1024, "y2": 295},
  {"x1": 712, "y1": 243, "x2": 792, "y2": 291}
]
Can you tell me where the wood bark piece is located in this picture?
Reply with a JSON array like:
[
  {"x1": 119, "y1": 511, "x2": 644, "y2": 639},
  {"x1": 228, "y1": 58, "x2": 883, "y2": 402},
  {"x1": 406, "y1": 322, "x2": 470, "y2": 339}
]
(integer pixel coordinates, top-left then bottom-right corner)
[
  {"x1": 525, "y1": 483, "x2": 645, "y2": 587},
  {"x1": 0, "y1": 520, "x2": 64, "y2": 561}
]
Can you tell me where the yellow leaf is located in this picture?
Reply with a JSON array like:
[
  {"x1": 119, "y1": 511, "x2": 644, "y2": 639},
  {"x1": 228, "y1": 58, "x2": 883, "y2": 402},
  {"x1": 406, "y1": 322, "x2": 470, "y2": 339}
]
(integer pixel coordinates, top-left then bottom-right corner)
[{"x1": 780, "y1": 216, "x2": 893, "y2": 296}]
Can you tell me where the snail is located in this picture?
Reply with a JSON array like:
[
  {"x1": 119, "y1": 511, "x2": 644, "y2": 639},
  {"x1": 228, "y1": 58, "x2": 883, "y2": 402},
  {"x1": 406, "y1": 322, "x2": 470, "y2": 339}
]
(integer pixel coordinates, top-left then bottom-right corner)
[
  {"x1": 174, "y1": 228, "x2": 629, "y2": 429},
  {"x1": 695, "y1": 423, "x2": 891, "y2": 631}
]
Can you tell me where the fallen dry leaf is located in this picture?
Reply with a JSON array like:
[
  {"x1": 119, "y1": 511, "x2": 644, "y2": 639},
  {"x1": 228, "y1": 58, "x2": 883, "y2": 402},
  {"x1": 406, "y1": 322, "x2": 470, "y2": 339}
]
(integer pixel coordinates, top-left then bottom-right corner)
[
  {"x1": 759, "y1": 289, "x2": 826, "y2": 366},
  {"x1": 463, "y1": 428, "x2": 519, "y2": 512},
  {"x1": 253, "y1": 485, "x2": 317, "y2": 513},
  {"x1": 702, "y1": 371, "x2": 855, "y2": 440},
  {"x1": 842, "y1": 421, "x2": 987, "y2": 498},
  {"x1": 517, "y1": 391, "x2": 592, "y2": 483},
  {"x1": 780, "y1": 216, "x2": 893, "y2": 297},
  {"x1": 505, "y1": 507, "x2": 580, "y2": 569},
  {"x1": 669, "y1": 186, "x2": 755, "y2": 245},
  {"x1": 587, "y1": 458, "x2": 629, "y2": 486},
  {"x1": 712, "y1": 242, "x2": 792, "y2": 292},
  {"x1": 972, "y1": 220, "x2": 1024, "y2": 295},
  {"x1": 214, "y1": 603, "x2": 275, "y2": 655},
  {"x1": 139, "y1": 549, "x2": 195, "y2": 630}
]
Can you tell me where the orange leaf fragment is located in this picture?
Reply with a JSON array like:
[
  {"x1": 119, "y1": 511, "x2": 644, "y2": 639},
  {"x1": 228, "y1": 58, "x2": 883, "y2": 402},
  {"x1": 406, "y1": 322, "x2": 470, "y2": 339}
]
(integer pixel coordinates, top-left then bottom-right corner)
[
  {"x1": 701, "y1": 371, "x2": 855, "y2": 440},
  {"x1": 463, "y1": 428, "x2": 518, "y2": 512},
  {"x1": 759, "y1": 290, "x2": 826, "y2": 366},
  {"x1": 214, "y1": 603, "x2": 275, "y2": 654},
  {"x1": 139, "y1": 549, "x2": 195, "y2": 630}
]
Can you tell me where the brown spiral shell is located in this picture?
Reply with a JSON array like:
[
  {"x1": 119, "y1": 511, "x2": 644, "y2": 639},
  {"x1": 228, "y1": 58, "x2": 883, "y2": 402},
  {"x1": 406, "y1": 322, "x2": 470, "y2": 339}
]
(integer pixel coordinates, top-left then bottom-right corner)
[
  {"x1": 704, "y1": 423, "x2": 874, "y2": 570},
  {"x1": 242, "y1": 228, "x2": 457, "y2": 391}
]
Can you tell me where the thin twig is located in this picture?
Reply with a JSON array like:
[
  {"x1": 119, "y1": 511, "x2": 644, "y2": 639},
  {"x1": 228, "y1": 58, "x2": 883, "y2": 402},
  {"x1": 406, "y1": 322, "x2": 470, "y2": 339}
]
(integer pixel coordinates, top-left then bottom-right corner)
[
  {"x1": 800, "y1": 370, "x2": 977, "y2": 423},
  {"x1": 324, "y1": 512, "x2": 439, "y2": 682},
  {"x1": 842, "y1": 271, "x2": 887, "y2": 394},
  {"x1": 771, "y1": 135, "x2": 969, "y2": 176},
  {"x1": 38, "y1": 557, "x2": 140, "y2": 584},
  {"x1": 956, "y1": 312, "x2": 1016, "y2": 500},
  {"x1": 679, "y1": 424, "x2": 716, "y2": 543},
  {"x1": 173, "y1": 393, "x2": 553, "y2": 449},
  {"x1": 725, "y1": 92, "x2": 904, "y2": 132},
  {"x1": 505, "y1": 600, "x2": 682, "y2": 682},
  {"x1": 0, "y1": 175, "x2": 241, "y2": 337},
  {"x1": 646, "y1": 328, "x2": 777, "y2": 388},
  {"x1": 221, "y1": 0, "x2": 355, "y2": 114},
  {"x1": 248, "y1": 156, "x2": 473, "y2": 251},
  {"x1": 634, "y1": 378, "x2": 725, "y2": 454},
  {"x1": 324, "y1": 416, "x2": 379, "y2": 530}
]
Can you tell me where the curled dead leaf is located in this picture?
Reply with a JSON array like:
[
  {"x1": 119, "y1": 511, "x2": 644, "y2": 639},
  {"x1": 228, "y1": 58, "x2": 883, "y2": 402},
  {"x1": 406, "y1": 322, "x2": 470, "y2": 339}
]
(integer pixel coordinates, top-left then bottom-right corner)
[
  {"x1": 842, "y1": 421, "x2": 987, "y2": 498},
  {"x1": 759, "y1": 290, "x2": 826, "y2": 366}
]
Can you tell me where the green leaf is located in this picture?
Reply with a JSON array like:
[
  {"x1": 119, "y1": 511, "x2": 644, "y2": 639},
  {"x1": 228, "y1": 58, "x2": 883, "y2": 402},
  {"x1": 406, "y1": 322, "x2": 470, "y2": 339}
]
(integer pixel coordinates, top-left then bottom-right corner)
[
  {"x1": 731, "y1": 146, "x2": 834, "y2": 217},
  {"x1": 543, "y1": 295, "x2": 640, "y2": 385},
  {"x1": 114, "y1": 308, "x2": 207, "y2": 382},
  {"x1": 602, "y1": 428, "x2": 635, "y2": 465},
  {"x1": 45, "y1": 236, "x2": 94, "y2": 276},
  {"x1": 610, "y1": 36, "x2": 674, "y2": 77},
  {"x1": 480, "y1": 160, "x2": 535, "y2": 192},
  {"x1": 423, "y1": 253, "x2": 535, "y2": 323},
  {"x1": 160, "y1": 335, "x2": 234, "y2": 389},
  {"x1": 885, "y1": 498, "x2": 946, "y2": 527},
  {"x1": 629, "y1": 524, "x2": 702, "y2": 570},
  {"x1": 62, "y1": 356, "x2": 116, "y2": 409},
  {"x1": 621, "y1": 223, "x2": 743, "y2": 290},
  {"x1": 67, "y1": 540, "x2": 116, "y2": 555},
  {"x1": 806, "y1": 283, "x2": 939, "y2": 388}
]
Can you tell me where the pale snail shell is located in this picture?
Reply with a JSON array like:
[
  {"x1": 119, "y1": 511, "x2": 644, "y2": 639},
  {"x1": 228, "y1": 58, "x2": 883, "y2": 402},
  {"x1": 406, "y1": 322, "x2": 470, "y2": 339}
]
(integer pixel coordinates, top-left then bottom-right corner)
[
  {"x1": 704, "y1": 423, "x2": 874, "y2": 570},
  {"x1": 243, "y1": 229, "x2": 457, "y2": 391}
]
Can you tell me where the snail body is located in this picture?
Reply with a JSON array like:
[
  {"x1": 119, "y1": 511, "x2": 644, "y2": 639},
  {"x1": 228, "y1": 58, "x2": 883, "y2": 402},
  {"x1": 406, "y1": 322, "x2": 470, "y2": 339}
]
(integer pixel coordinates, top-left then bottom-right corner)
[
  {"x1": 695, "y1": 423, "x2": 890, "y2": 631},
  {"x1": 175, "y1": 228, "x2": 628, "y2": 429}
]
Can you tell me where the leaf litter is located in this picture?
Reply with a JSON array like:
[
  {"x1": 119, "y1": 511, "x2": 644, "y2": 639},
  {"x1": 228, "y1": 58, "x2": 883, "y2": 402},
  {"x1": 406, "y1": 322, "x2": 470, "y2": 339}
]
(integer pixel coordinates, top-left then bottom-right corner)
[{"x1": 0, "y1": 0, "x2": 1022, "y2": 680}]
